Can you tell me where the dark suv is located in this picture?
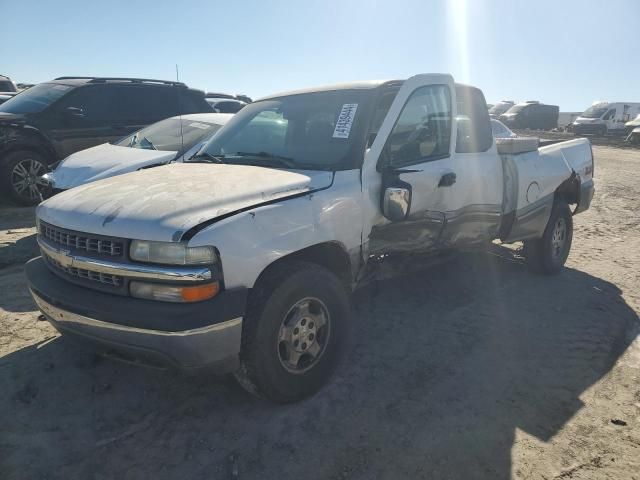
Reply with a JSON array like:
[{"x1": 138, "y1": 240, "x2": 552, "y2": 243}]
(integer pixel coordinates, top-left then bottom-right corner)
[{"x1": 0, "y1": 77, "x2": 213, "y2": 204}]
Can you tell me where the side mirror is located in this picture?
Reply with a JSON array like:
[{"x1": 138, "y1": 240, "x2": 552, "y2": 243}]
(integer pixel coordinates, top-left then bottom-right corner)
[
  {"x1": 383, "y1": 187, "x2": 411, "y2": 222},
  {"x1": 64, "y1": 106, "x2": 84, "y2": 118}
]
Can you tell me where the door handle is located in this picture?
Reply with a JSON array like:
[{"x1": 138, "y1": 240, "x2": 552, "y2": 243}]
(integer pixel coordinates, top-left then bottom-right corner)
[{"x1": 438, "y1": 172, "x2": 457, "y2": 187}]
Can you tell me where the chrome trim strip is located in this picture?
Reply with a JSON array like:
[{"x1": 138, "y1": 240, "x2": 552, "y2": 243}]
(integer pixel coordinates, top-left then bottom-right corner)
[
  {"x1": 38, "y1": 237, "x2": 212, "y2": 283},
  {"x1": 31, "y1": 289, "x2": 241, "y2": 336}
]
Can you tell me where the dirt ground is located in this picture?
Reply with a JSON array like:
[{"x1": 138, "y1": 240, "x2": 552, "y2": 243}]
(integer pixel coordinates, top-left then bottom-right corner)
[{"x1": 0, "y1": 145, "x2": 638, "y2": 480}]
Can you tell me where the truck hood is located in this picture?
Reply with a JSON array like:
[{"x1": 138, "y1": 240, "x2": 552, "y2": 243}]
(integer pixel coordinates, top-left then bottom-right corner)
[
  {"x1": 49, "y1": 143, "x2": 178, "y2": 190},
  {"x1": 37, "y1": 163, "x2": 333, "y2": 242}
]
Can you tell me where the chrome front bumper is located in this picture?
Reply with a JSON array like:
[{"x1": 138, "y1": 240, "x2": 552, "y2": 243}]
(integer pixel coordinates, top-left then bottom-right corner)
[{"x1": 30, "y1": 288, "x2": 243, "y2": 372}]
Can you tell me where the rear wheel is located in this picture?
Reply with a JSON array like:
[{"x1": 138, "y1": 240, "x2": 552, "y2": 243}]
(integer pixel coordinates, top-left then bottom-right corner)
[
  {"x1": 0, "y1": 150, "x2": 51, "y2": 205},
  {"x1": 234, "y1": 261, "x2": 350, "y2": 403},
  {"x1": 524, "y1": 201, "x2": 573, "y2": 275}
]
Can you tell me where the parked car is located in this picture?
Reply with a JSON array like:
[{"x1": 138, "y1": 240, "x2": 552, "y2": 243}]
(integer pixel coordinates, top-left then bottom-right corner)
[
  {"x1": 500, "y1": 101, "x2": 559, "y2": 130},
  {"x1": 0, "y1": 74, "x2": 18, "y2": 93},
  {"x1": 26, "y1": 74, "x2": 594, "y2": 402},
  {"x1": 0, "y1": 77, "x2": 213, "y2": 205},
  {"x1": 205, "y1": 93, "x2": 248, "y2": 113},
  {"x1": 625, "y1": 114, "x2": 640, "y2": 144},
  {"x1": 488, "y1": 100, "x2": 514, "y2": 119},
  {"x1": 571, "y1": 102, "x2": 640, "y2": 136},
  {"x1": 42, "y1": 113, "x2": 233, "y2": 192},
  {"x1": 490, "y1": 118, "x2": 517, "y2": 138}
]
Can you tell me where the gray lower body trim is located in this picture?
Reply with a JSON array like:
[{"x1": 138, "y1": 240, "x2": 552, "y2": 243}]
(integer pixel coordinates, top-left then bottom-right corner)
[
  {"x1": 440, "y1": 204, "x2": 502, "y2": 245},
  {"x1": 31, "y1": 290, "x2": 242, "y2": 372},
  {"x1": 504, "y1": 193, "x2": 554, "y2": 242}
]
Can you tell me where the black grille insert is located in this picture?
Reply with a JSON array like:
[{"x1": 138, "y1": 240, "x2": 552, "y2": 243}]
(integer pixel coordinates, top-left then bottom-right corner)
[{"x1": 40, "y1": 222, "x2": 124, "y2": 257}]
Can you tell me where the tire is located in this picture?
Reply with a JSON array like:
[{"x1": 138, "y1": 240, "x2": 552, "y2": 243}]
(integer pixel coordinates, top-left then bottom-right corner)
[
  {"x1": 523, "y1": 201, "x2": 573, "y2": 275},
  {"x1": 0, "y1": 150, "x2": 51, "y2": 206},
  {"x1": 234, "y1": 260, "x2": 350, "y2": 403}
]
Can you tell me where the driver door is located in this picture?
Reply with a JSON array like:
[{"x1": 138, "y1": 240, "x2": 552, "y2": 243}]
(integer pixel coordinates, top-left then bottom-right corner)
[{"x1": 364, "y1": 74, "x2": 458, "y2": 254}]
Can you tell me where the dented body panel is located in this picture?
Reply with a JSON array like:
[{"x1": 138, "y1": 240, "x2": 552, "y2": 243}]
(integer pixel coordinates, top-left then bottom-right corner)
[{"x1": 187, "y1": 170, "x2": 364, "y2": 289}]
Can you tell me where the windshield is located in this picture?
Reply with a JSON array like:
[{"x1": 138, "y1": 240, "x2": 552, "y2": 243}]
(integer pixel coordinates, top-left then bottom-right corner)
[
  {"x1": 488, "y1": 102, "x2": 513, "y2": 115},
  {"x1": 115, "y1": 117, "x2": 223, "y2": 152},
  {"x1": 581, "y1": 106, "x2": 608, "y2": 118},
  {"x1": 0, "y1": 80, "x2": 16, "y2": 92},
  {"x1": 194, "y1": 90, "x2": 371, "y2": 170},
  {"x1": 0, "y1": 83, "x2": 72, "y2": 114}
]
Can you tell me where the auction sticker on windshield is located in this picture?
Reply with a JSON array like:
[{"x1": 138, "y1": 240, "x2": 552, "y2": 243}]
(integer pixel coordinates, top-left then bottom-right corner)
[{"x1": 333, "y1": 104, "x2": 358, "y2": 139}]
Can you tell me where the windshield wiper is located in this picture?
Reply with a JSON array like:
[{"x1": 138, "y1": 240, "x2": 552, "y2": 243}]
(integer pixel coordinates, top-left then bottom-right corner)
[
  {"x1": 231, "y1": 151, "x2": 297, "y2": 168},
  {"x1": 188, "y1": 152, "x2": 225, "y2": 164}
]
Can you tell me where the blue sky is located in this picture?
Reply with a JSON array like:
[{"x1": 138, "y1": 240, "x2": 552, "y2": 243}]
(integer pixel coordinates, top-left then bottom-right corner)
[{"x1": 1, "y1": 0, "x2": 638, "y2": 111}]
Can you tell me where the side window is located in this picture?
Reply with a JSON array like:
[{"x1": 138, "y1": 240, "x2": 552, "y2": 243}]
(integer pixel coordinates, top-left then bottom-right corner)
[
  {"x1": 456, "y1": 86, "x2": 493, "y2": 153},
  {"x1": 180, "y1": 92, "x2": 212, "y2": 114},
  {"x1": 55, "y1": 85, "x2": 114, "y2": 126},
  {"x1": 384, "y1": 85, "x2": 451, "y2": 167},
  {"x1": 490, "y1": 121, "x2": 504, "y2": 136},
  {"x1": 111, "y1": 86, "x2": 178, "y2": 125},
  {"x1": 603, "y1": 109, "x2": 616, "y2": 120},
  {"x1": 214, "y1": 101, "x2": 244, "y2": 113}
]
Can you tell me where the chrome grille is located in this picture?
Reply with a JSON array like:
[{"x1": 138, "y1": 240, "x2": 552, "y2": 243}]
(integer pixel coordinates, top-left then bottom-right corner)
[
  {"x1": 46, "y1": 256, "x2": 123, "y2": 287},
  {"x1": 41, "y1": 222, "x2": 124, "y2": 256}
]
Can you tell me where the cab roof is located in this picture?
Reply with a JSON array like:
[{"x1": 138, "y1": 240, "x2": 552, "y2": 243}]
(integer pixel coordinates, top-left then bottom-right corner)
[
  {"x1": 258, "y1": 80, "x2": 403, "y2": 101},
  {"x1": 257, "y1": 78, "x2": 481, "y2": 101}
]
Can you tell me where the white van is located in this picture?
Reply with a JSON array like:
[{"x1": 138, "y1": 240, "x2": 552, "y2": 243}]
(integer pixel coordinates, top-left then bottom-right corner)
[{"x1": 572, "y1": 102, "x2": 640, "y2": 135}]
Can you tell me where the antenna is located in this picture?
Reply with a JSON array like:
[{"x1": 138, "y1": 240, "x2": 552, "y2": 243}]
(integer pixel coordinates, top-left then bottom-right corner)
[{"x1": 176, "y1": 64, "x2": 185, "y2": 157}]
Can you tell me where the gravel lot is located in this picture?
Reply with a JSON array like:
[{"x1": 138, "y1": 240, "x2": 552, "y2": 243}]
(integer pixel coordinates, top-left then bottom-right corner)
[{"x1": 1, "y1": 145, "x2": 638, "y2": 480}]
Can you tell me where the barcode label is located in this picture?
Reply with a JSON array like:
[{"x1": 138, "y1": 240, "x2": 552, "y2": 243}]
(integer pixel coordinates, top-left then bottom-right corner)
[{"x1": 333, "y1": 104, "x2": 358, "y2": 139}]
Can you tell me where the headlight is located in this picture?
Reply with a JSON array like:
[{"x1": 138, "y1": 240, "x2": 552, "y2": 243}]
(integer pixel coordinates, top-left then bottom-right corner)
[
  {"x1": 130, "y1": 240, "x2": 216, "y2": 265},
  {"x1": 130, "y1": 281, "x2": 220, "y2": 302}
]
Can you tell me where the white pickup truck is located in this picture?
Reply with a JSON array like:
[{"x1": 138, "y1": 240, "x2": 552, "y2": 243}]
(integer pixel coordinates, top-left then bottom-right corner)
[{"x1": 26, "y1": 74, "x2": 594, "y2": 402}]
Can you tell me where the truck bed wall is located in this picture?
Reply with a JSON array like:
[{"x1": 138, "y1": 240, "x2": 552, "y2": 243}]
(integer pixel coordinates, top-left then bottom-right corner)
[{"x1": 501, "y1": 138, "x2": 592, "y2": 241}]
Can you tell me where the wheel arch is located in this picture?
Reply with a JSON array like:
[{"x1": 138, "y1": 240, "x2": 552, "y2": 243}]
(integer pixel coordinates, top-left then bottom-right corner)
[
  {"x1": 554, "y1": 171, "x2": 580, "y2": 206},
  {"x1": 253, "y1": 241, "x2": 355, "y2": 292},
  {"x1": 0, "y1": 131, "x2": 57, "y2": 166}
]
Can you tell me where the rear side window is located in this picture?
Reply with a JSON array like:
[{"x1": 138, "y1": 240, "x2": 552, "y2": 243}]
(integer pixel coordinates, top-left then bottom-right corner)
[
  {"x1": 111, "y1": 86, "x2": 179, "y2": 125},
  {"x1": 455, "y1": 85, "x2": 493, "y2": 153},
  {"x1": 213, "y1": 101, "x2": 245, "y2": 113},
  {"x1": 180, "y1": 91, "x2": 213, "y2": 114}
]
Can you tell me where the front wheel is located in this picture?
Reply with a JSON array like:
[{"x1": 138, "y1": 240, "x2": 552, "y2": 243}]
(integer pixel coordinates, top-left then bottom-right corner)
[
  {"x1": 0, "y1": 150, "x2": 51, "y2": 205},
  {"x1": 235, "y1": 261, "x2": 350, "y2": 403},
  {"x1": 524, "y1": 201, "x2": 573, "y2": 275}
]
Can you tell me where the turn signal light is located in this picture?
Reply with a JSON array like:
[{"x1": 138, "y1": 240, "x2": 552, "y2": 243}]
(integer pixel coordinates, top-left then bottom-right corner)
[
  {"x1": 130, "y1": 281, "x2": 220, "y2": 303},
  {"x1": 180, "y1": 282, "x2": 220, "y2": 302}
]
